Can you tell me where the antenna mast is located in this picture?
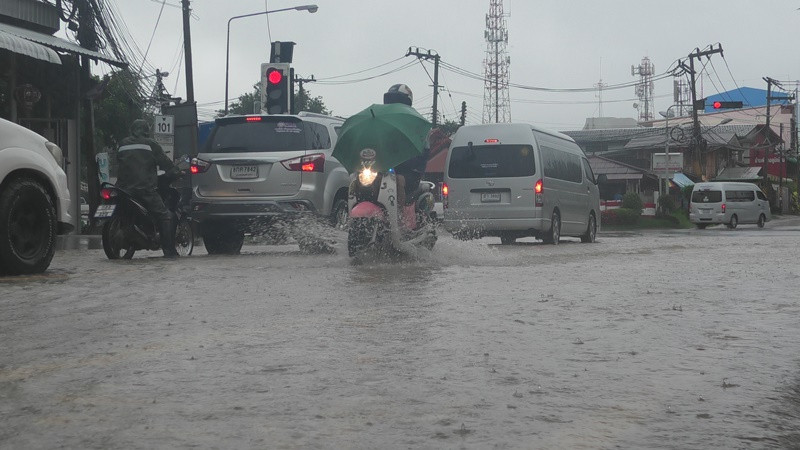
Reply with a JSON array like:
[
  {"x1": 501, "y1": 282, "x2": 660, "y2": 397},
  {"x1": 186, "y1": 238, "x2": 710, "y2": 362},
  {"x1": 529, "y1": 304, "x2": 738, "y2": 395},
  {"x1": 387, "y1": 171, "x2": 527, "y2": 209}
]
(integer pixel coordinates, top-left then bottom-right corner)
[
  {"x1": 632, "y1": 56, "x2": 655, "y2": 122},
  {"x1": 482, "y1": 0, "x2": 511, "y2": 124}
]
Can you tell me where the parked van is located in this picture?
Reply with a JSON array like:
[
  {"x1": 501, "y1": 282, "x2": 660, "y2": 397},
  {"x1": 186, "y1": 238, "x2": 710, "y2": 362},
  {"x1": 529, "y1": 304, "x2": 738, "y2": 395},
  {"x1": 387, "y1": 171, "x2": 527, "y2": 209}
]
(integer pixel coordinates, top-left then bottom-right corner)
[
  {"x1": 689, "y1": 182, "x2": 770, "y2": 229},
  {"x1": 442, "y1": 123, "x2": 601, "y2": 244}
]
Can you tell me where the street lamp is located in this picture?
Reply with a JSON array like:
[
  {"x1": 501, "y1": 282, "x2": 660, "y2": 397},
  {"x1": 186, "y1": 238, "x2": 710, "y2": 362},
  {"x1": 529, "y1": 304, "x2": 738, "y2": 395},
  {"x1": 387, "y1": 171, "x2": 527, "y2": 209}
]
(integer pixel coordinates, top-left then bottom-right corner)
[{"x1": 224, "y1": 5, "x2": 318, "y2": 116}]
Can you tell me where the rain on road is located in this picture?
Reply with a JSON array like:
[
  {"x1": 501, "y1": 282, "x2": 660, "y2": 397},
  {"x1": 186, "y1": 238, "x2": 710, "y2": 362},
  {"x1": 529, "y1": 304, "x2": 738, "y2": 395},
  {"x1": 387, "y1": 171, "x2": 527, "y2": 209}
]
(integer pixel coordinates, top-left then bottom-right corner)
[{"x1": 2, "y1": 220, "x2": 800, "y2": 449}]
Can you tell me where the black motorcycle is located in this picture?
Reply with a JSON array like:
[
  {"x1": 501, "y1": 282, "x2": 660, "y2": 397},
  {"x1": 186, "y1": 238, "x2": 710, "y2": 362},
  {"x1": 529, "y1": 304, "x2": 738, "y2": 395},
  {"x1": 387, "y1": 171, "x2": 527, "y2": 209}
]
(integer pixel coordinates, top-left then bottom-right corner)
[{"x1": 95, "y1": 172, "x2": 194, "y2": 259}]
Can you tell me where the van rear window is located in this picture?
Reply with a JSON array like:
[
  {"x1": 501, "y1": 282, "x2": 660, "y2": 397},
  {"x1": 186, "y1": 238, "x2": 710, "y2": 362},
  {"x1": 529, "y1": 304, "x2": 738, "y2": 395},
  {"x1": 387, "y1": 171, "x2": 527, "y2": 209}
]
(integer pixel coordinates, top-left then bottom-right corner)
[
  {"x1": 448, "y1": 145, "x2": 535, "y2": 178},
  {"x1": 692, "y1": 190, "x2": 722, "y2": 203}
]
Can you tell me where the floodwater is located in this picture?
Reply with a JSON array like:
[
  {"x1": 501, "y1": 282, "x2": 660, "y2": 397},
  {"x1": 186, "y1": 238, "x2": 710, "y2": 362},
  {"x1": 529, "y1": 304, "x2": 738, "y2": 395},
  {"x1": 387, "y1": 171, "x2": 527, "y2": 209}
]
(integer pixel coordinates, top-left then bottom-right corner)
[{"x1": 2, "y1": 222, "x2": 800, "y2": 449}]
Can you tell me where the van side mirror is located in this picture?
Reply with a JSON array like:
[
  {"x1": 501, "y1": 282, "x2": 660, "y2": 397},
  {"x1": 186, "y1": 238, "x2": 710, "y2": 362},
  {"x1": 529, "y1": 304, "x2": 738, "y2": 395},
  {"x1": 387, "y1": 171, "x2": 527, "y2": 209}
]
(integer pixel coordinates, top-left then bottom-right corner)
[{"x1": 596, "y1": 174, "x2": 608, "y2": 185}]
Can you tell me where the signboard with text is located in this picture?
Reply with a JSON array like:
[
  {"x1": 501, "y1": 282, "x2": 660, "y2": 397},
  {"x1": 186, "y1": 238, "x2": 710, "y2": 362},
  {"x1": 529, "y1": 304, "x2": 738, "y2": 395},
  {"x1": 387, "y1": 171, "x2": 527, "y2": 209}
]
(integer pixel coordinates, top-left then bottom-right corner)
[
  {"x1": 651, "y1": 152, "x2": 684, "y2": 176},
  {"x1": 154, "y1": 114, "x2": 175, "y2": 160}
]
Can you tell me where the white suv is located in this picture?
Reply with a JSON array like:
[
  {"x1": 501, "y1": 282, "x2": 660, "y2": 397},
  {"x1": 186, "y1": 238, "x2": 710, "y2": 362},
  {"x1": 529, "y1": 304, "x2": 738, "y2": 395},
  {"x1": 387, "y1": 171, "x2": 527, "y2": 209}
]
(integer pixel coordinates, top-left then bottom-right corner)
[
  {"x1": 0, "y1": 118, "x2": 74, "y2": 274},
  {"x1": 190, "y1": 112, "x2": 349, "y2": 254}
]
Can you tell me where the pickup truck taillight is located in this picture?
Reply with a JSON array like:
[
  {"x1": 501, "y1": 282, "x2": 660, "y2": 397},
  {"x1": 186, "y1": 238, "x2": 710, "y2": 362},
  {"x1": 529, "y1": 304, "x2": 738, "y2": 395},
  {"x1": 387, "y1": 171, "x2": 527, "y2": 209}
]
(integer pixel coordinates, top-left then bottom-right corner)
[
  {"x1": 191, "y1": 158, "x2": 211, "y2": 174},
  {"x1": 282, "y1": 153, "x2": 325, "y2": 173}
]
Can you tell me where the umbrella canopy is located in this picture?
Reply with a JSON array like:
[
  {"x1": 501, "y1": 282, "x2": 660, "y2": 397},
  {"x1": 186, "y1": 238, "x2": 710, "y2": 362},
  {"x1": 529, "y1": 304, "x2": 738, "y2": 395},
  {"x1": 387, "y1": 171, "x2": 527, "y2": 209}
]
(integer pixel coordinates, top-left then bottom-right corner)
[{"x1": 333, "y1": 103, "x2": 432, "y2": 173}]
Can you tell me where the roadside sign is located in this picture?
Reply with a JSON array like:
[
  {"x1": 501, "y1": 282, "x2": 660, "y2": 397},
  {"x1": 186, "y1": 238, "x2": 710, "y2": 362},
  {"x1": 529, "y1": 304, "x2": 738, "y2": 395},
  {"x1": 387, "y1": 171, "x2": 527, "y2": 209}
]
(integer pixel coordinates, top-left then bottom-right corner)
[
  {"x1": 652, "y1": 152, "x2": 684, "y2": 176},
  {"x1": 154, "y1": 115, "x2": 175, "y2": 160}
]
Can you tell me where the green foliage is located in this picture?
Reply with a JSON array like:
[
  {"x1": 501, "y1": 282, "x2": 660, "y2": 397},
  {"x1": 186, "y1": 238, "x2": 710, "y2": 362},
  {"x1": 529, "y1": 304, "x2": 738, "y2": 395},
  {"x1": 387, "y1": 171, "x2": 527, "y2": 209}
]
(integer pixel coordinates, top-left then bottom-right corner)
[
  {"x1": 657, "y1": 194, "x2": 677, "y2": 215},
  {"x1": 437, "y1": 119, "x2": 461, "y2": 136},
  {"x1": 295, "y1": 88, "x2": 330, "y2": 115},
  {"x1": 219, "y1": 83, "x2": 330, "y2": 116},
  {"x1": 92, "y1": 70, "x2": 148, "y2": 151},
  {"x1": 601, "y1": 208, "x2": 640, "y2": 226},
  {"x1": 681, "y1": 185, "x2": 694, "y2": 204},
  {"x1": 621, "y1": 192, "x2": 643, "y2": 213}
]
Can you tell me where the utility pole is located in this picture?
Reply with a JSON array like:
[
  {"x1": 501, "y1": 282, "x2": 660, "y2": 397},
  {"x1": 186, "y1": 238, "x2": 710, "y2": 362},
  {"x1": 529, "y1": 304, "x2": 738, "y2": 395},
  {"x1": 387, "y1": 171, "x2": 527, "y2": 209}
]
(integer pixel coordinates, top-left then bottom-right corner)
[
  {"x1": 181, "y1": 0, "x2": 195, "y2": 103},
  {"x1": 679, "y1": 44, "x2": 723, "y2": 180},
  {"x1": 763, "y1": 76, "x2": 775, "y2": 184},
  {"x1": 406, "y1": 47, "x2": 440, "y2": 127},
  {"x1": 460, "y1": 101, "x2": 467, "y2": 126},
  {"x1": 292, "y1": 74, "x2": 316, "y2": 114}
]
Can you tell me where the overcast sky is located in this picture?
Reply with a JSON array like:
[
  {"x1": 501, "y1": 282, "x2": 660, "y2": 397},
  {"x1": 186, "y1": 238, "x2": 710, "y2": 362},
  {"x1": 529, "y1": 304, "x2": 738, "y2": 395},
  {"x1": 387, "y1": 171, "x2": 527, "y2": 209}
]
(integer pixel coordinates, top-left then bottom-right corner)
[{"x1": 102, "y1": 0, "x2": 800, "y2": 130}]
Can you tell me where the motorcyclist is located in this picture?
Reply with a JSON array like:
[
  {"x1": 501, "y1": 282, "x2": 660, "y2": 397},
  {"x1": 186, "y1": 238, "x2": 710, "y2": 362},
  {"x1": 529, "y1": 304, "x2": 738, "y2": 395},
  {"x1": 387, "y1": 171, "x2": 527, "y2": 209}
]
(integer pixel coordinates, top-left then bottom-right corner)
[
  {"x1": 382, "y1": 84, "x2": 430, "y2": 229},
  {"x1": 116, "y1": 119, "x2": 181, "y2": 258}
]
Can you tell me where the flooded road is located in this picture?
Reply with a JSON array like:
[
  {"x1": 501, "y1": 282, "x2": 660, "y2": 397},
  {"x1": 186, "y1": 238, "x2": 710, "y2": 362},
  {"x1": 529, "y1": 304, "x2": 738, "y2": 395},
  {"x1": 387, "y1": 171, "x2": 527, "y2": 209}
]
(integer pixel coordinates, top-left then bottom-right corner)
[{"x1": 2, "y1": 221, "x2": 800, "y2": 449}]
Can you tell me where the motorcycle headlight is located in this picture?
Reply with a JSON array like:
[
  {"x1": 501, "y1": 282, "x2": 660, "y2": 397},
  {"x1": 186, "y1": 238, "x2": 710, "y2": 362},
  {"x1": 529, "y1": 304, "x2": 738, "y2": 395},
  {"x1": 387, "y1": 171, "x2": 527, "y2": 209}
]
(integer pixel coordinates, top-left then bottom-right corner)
[{"x1": 358, "y1": 167, "x2": 378, "y2": 186}]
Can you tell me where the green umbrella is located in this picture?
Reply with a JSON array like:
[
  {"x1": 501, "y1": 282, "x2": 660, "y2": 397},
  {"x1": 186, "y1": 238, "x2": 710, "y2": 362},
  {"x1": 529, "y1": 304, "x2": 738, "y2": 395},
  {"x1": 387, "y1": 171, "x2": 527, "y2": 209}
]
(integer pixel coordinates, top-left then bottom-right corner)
[{"x1": 333, "y1": 103, "x2": 432, "y2": 173}]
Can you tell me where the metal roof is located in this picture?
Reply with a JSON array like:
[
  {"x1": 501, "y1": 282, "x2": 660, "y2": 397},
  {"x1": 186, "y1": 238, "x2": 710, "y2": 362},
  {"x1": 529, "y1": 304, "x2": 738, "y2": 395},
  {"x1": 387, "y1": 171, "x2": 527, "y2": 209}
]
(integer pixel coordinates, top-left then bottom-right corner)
[
  {"x1": 588, "y1": 154, "x2": 655, "y2": 180},
  {"x1": 0, "y1": 28, "x2": 60, "y2": 64},
  {"x1": 713, "y1": 166, "x2": 763, "y2": 181},
  {"x1": 623, "y1": 124, "x2": 755, "y2": 150},
  {"x1": 0, "y1": 21, "x2": 125, "y2": 67}
]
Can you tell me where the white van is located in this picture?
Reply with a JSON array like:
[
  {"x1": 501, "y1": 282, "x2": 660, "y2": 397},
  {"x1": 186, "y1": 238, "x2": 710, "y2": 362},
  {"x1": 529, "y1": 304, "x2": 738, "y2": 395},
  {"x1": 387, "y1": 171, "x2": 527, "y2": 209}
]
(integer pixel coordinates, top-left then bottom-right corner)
[
  {"x1": 442, "y1": 123, "x2": 601, "y2": 244},
  {"x1": 689, "y1": 182, "x2": 771, "y2": 229}
]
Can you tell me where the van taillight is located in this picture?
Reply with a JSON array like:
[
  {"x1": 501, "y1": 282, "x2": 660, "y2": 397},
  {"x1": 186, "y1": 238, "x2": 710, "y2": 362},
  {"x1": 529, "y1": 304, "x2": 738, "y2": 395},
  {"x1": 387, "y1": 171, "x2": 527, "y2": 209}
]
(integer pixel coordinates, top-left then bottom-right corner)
[
  {"x1": 442, "y1": 183, "x2": 449, "y2": 209},
  {"x1": 534, "y1": 179, "x2": 543, "y2": 206},
  {"x1": 721, "y1": 203, "x2": 726, "y2": 213}
]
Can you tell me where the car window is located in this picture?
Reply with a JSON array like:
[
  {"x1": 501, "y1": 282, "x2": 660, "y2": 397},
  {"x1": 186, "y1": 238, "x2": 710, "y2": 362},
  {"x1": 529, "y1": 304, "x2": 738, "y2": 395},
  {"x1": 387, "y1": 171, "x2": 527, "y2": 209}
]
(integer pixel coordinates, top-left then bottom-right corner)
[
  {"x1": 448, "y1": 144, "x2": 535, "y2": 178},
  {"x1": 582, "y1": 157, "x2": 595, "y2": 184},
  {"x1": 757, "y1": 190, "x2": 767, "y2": 201},
  {"x1": 306, "y1": 122, "x2": 332, "y2": 150},
  {"x1": 726, "y1": 190, "x2": 755, "y2": 202},
  {"x1": 541, "y1": 146, "x2": 582, "y2": 183},
  {"x1": 207, "y1": 118, "x2": 306, "y2": 153},
  {"x1": 692, "y1": 190, "x2": 722, "y2": 203}
]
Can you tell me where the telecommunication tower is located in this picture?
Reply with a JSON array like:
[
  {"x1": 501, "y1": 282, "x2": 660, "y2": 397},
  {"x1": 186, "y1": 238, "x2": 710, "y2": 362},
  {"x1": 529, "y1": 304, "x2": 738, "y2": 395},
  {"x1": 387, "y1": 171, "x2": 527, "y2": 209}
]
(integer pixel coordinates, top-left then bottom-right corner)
[
  {"x1": 631, "y1": 56, "x2": 655, "y2": 122},
  {"x1": 482, "y1": 0, "x2": 511, "y2": 124},
  {"x1": 673, "y1": 78, "x2": 691, "y2": 117}
]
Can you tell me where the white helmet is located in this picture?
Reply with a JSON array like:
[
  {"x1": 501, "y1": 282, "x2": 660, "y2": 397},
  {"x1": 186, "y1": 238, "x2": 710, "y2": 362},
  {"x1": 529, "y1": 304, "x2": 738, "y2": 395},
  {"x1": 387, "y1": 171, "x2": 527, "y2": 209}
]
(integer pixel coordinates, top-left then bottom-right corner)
[{"x1": 383, "y1": 84, "x2": 413, "y2": 106}]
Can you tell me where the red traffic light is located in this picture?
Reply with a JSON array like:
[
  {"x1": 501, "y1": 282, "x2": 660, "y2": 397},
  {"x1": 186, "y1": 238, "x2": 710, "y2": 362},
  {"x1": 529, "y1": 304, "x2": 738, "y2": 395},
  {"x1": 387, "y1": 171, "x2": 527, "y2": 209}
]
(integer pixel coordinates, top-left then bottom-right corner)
[
  {"x1": 267, "y1": 69, "x2": 283, "y2": 85},
  {"x1": 713, "y1": 101, "x2": 722, "y2": 109}
]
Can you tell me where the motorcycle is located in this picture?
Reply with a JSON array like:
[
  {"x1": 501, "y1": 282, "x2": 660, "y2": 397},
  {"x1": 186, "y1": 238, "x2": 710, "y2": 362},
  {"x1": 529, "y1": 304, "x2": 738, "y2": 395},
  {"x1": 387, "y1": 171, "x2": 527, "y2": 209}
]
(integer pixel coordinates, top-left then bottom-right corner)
[
  {"x1": 94, "y1": 171, "x2": 194, "y2": 259},
  {"x1": 347, "y1": 152, "x2": 437, "y2": 257}
]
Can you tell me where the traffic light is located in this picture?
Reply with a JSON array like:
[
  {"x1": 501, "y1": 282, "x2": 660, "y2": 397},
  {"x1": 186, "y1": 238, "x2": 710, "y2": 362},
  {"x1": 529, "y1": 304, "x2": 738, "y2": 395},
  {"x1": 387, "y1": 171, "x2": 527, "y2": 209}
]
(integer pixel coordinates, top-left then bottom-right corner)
[
  {"x1": 260, "y1": 63, "x2": 291, "y2": 114},
  {"x1": 712, "y1": 100, "x2": 743, "y2": 109}
]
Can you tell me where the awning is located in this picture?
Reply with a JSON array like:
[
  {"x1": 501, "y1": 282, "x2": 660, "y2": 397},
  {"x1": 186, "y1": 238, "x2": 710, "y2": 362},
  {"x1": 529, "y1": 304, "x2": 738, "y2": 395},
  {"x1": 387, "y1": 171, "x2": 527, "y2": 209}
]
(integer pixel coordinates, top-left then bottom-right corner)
[
  {"x1": 606, "y1": 173, "x2": 644, "y2": 181},
  {"x1": 0, "y1": 29, "x2": 61, "y2": 64},
  {"x1": 0, "y1": 22, "x2": 125, "y2": 67},
  {"x1": 670, "y1": 172, "x2": 694, "y2": 188}
]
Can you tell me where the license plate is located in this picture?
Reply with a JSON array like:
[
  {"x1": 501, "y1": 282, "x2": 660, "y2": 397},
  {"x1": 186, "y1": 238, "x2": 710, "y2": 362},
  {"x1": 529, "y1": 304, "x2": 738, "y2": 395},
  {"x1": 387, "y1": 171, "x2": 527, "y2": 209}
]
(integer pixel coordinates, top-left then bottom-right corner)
[
  {"x1": 481, "y1": 192, "x2": 501, "y2": 203},
  {"x1": 94, "y1": 204, "x2": 116, "y2": 218},
  {"x1": 231, "y1": 165, "x2": 258, "y2": 179}
]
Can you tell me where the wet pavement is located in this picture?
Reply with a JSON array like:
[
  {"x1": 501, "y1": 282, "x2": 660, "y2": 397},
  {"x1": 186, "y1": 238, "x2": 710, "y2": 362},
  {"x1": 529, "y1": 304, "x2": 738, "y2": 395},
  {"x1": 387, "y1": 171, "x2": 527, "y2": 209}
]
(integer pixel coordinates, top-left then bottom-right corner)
[{"x1": 2, "y1": 218, "x2": 800, "y2": 449}]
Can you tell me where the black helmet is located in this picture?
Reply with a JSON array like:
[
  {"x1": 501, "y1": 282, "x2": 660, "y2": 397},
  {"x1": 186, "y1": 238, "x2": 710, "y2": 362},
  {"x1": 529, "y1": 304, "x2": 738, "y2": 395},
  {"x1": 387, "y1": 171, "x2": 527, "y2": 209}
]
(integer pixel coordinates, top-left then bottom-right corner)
[{"x1": 383, "y1": 84, "x2": 413, "y2": 106}]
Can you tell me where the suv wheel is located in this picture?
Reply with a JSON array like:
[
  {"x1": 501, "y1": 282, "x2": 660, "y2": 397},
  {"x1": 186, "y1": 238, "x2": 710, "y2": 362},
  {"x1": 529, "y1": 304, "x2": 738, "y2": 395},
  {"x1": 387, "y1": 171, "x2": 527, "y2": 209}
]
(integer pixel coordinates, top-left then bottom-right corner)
[
  {"x1": 203, "y1": 222, "x2": 244, "y2": 255},
  {"x1": 331, "y1": 197, "x2": 349, "y2": 230},
  {"x1": 0, "y1": 178, "x2": 57, "y2": 274}
]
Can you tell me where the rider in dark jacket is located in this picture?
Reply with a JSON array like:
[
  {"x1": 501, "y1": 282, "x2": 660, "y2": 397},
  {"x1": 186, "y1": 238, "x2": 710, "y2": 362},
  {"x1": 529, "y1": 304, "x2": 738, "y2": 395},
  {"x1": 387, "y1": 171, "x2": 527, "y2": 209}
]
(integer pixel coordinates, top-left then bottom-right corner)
[{"x1": 116, "y1": 119, "x2": 181, "y2": 258}]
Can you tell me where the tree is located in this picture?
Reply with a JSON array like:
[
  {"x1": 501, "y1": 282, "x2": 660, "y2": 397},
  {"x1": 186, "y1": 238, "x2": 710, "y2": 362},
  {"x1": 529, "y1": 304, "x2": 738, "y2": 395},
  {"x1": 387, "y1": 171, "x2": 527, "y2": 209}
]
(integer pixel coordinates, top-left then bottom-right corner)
[
  {"x1": 92, "y1": 69, "x2": 148, "y2": 152},
  {"x1": 219, "y1": 83, "x2": 260, "y2": 117},
  {"x1": 437, "y1": 119, "x2": 461, "y2": 136},
  {"x1": 218, "y1": 83, "x2": 330, "y2": 117},
  {"x1": 294, "y1": 87, "x2": 330, "y2": 115}
]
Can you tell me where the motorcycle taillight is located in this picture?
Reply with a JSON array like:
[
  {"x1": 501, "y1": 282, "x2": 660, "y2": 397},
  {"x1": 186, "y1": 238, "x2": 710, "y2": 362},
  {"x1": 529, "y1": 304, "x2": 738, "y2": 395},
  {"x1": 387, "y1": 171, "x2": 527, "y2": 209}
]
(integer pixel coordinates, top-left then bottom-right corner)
[{"x1": 100, "y1": 188, "x2": 116, "y2": 200}]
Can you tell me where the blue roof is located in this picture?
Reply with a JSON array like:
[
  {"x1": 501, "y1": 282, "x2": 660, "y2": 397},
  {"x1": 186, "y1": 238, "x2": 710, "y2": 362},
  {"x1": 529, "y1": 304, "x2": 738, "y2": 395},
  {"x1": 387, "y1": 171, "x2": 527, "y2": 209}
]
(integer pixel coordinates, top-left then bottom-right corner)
[{"x1": 704, "y1": 86, "x2": 792, "y2": 113}]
